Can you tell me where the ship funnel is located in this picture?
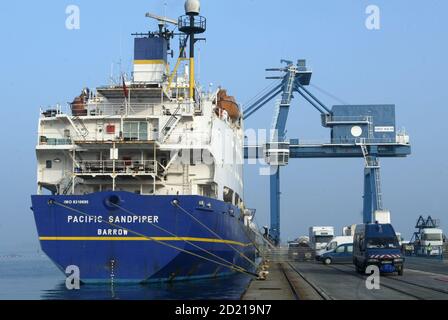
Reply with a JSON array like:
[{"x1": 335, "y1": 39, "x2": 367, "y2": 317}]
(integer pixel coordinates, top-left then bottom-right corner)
[
  {"x1": 133, "y1": 37, "x2": 168, "y2": 83},
  {"x1": 185, "y1": 0, "x2": 200, "y2": 16}
]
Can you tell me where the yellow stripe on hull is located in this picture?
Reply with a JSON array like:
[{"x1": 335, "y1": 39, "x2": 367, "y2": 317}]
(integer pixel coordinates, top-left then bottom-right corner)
[{"x1": 39, "y1": 236, "x2": 252, "y2": 247}]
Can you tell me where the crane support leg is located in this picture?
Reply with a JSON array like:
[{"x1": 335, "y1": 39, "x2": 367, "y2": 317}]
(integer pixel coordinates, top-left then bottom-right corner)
[
  {"x1": 270, "y1": 168, "x2": 281, "y2": 245},
  {"x1": 363, "y1": 152, "x2": 382, "y2": 224},
  {"x1": 363, "y1": 168, "x2": 375, "y2": 223}
]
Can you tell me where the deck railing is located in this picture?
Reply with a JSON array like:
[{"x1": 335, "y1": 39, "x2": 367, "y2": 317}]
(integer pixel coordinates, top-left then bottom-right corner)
[
  {"x1": 85, "y1": 102, "x2": 155, "y2": 117},
  {"x1": 74, "y1": 160, "x2": 159, "y2": 175},
  {"x1": 41, "y1": 101, "x2": 195, "y2": 118},
  {"x1": 39, "y1": 137, "x2": 72, "y2": 146}
]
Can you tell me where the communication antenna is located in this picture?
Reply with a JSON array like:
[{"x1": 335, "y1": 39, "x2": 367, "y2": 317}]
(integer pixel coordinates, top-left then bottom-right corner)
[
  {"x1": 145, "y1": 12, "x2": 179, "y2": 26},
  {"x1": 110, "y1": 63, "x2": 115, "y2": 85}
]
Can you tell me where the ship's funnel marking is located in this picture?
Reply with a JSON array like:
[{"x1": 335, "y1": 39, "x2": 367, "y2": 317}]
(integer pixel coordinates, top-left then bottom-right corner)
[{"x1": 134, "y1": 37, "x2": 168, "y2": 83}]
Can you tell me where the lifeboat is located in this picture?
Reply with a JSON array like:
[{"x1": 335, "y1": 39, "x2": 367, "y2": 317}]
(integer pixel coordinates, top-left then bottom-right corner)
[
  {"x1": 71, "y1": 90, "x2": 88, "y2": 116},
  {"x1": 216, "y1": 89, "x2": 240, "y2": 121}
]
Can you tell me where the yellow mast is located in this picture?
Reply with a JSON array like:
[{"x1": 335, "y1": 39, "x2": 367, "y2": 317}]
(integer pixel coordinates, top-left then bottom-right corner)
[{"x1": 189, "y1": 58, "x2": 195, "y2": 100}]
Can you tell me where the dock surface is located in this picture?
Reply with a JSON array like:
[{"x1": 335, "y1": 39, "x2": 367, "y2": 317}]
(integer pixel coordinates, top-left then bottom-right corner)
[
  {"x1": 242, "y1": 257, "x2": 448, "y2": 300},
  {"x1": 241, "y1": 263, "x2": 325, "y2": 300}
]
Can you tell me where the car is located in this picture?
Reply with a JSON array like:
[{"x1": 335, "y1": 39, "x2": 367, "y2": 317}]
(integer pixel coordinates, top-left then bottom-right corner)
[
  {"x1": 321, "y1": 243, "x2": 353, "y2": 265},
  {"x1": 316, "y1": 236, "x2": 353, "y2": 261}
]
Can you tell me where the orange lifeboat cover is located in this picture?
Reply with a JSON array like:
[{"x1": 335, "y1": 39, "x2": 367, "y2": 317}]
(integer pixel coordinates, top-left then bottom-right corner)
[
  {"x1": 217, "y1": 89, "x2": 240, "y2": 121},
  {"x1": 71, "y1": 92, "x2": 87, "y2": 116}
]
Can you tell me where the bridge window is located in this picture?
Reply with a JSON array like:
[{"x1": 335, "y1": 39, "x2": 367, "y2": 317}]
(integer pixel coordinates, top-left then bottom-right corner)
[{"x1": 123, "y1": 121, "x2": 148, "y2": 141}]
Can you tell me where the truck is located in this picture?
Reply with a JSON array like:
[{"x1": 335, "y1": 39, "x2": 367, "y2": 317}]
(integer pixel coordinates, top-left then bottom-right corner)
[
  {"x1": 288, "y1": 236, "x2": 310, "y2": 247},
  {"x1": 411, "y1": 216, "x2": 444, "y2": 257},
  {"x1": 309, "y1": 226, "x2": 334, "y2": 251},
  {"x1": 342, "y1": 224, "x2": 357, "y2": 237},
  {"x1": 288, "y1": 236, "x2": 314, "y2": 261},
  {"x1": 416, "y1": 228, "x2": 444, "y2": 256},
  {"x1": 353, "y1": 223, "x2": 404, "y2": 276}
]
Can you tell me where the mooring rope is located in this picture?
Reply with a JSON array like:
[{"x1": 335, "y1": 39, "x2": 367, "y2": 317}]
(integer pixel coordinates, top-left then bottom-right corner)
[
  {"x1": 110, "y1": 202, "x2": 253, "y2": 275},
  {"x1": 171, "y1": 200, "x2": 259, "y2": 269},
  {"x1": 50, "y1": 200, "x2": 259, "y2": 278}
]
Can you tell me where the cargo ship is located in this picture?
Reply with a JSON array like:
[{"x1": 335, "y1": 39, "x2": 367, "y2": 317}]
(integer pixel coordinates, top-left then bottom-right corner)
[{"x1": 31, "y1": 0, "x2": 258, "y2": 283}]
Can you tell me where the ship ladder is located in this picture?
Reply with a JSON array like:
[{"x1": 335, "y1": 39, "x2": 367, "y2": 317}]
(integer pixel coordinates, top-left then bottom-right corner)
[
  {"x1": 72, "y1": 116, "x2": 89, "y2": 139},
  {"x1": 160, "y1": 104, "x2": 183, "y2": 143}
]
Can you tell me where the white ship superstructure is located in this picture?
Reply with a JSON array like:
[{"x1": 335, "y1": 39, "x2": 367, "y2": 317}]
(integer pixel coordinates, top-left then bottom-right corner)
[{"x1": 36, "y1": 4, "x2": 244, "y2": 210}]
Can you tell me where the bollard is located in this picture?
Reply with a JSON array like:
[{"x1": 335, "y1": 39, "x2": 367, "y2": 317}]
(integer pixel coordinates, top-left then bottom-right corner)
[{"x1": 257, "y1": 270, "x2": 269, "y2": 280}]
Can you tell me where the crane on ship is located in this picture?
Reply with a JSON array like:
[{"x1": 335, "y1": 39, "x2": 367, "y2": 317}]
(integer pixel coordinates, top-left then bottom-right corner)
[{"x1": 243, "y1": 59, "x2": 411, "y2": 246}]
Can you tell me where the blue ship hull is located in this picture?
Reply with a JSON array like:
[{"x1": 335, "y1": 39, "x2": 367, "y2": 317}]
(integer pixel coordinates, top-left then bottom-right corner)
[{"x1": 31, "y1": 192, "x2": 256, "y2": 283}]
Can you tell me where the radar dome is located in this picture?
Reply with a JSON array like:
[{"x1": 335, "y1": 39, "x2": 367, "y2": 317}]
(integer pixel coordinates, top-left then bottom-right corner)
[{"x1": 185, "y1": 0, "x2": 200, "y2": 15}]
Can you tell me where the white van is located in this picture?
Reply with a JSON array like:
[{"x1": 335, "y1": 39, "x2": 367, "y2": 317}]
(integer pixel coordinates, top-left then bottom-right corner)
[{"x1": 316, "y1": 236, "x2": 353, "y2": 261}]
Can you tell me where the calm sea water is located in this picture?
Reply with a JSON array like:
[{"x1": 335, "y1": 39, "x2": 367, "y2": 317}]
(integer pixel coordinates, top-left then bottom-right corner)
[{"x1": 0, "y1": 253, "x2": 252, "y2": 300}]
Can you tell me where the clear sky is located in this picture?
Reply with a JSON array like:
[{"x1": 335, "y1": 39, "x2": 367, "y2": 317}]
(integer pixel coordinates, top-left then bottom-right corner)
[{"x1": 0, "y1": 0, "x2": 447, "y2": 252}]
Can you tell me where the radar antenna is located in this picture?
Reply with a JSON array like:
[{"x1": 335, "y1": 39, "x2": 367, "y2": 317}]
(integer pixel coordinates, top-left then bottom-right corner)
[{"x1": 145, "y1": 13, "x2": 178, "y2": 26}]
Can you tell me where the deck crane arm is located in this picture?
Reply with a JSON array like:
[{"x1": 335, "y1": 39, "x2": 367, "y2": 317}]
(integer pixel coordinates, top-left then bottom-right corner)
[
  {"x1": 243, "y1": 82, "x2": 284, "y2": 120},
  {"x1": 295, "y1": 83, "x2": 332, "y2": 115},
  {"x1": 295, "y1": 87, "x2": 328, "y2": 115}
]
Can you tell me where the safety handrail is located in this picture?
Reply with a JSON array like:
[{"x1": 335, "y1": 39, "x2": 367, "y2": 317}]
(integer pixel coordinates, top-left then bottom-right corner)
[{"x1": 74, "y1": 160, "x2": 159, "y2": 175}]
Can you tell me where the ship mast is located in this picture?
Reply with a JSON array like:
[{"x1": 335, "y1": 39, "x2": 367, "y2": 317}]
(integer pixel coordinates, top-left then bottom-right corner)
[{"x1": 178, "y1": 0, "x2": 206, "y2": 102}]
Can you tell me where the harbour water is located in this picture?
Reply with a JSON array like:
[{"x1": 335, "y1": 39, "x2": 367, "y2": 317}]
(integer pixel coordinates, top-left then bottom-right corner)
[{"x1": 0, "y1": 253, "x2": 252, "y2": 300}]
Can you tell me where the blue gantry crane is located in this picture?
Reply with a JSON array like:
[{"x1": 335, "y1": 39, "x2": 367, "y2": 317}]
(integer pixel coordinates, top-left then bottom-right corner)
[{"x1": 243, "y1": 60, "x2": 411, "y2": 245}]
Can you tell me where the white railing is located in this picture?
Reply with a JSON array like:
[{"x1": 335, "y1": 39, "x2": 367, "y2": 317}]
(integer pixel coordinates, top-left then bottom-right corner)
[
  {"x1": 74, "y1": 160, "x2": 159, "y2": 175},
  {"x1": 287, "y1": 137, "x2": 405, "y2": 146},
  {"x1": 324, "y1": 115, "x2": 372, "y2": 123},
  {"x1": 84, "y1": 102, "x2": 196, "y2": 118},
  {"x1": 40, "y1": 100, "x2": 196, "y2": 119},
  {"x1": 354, "y1": 137, "x2": 401, "y2": 145},
  {"x1": 84, "y1": 102, "x2": 156, "y2": 117},
  {"x1": 40, "y1": 104, "x2": 65, "y2": 118},
  {"x1": 38, "y1": 137, "x2": 72, "y2": 146}
]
